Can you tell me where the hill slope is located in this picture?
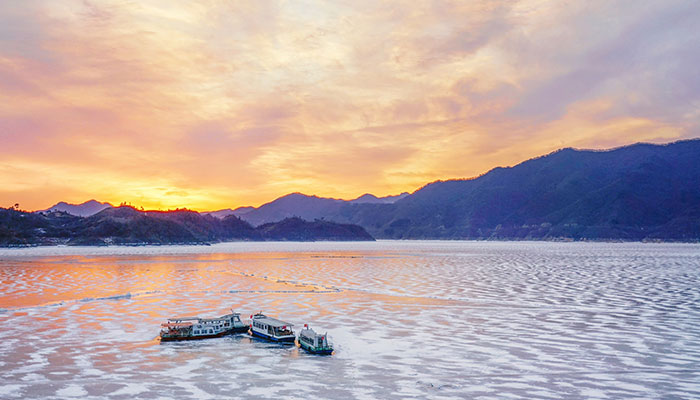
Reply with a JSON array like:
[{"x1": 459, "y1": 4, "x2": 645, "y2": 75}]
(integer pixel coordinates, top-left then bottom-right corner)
[
  {"x1": 235, "y1": 192, "x2": 410, "y2": 226},
  {"x1": 343, "y1": 140, "x2": 700, "y2": 240},
  {"x1": 257, "y1": 217, "x2": 375, "y2": 241},
  {"x1": 236, "y1": 193, "x2": 343, "y2": 226}
]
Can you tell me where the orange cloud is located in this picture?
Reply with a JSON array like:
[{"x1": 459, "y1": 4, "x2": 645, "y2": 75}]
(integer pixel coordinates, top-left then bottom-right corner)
[{"x1": 0, "y1": 0, "x2": 698, "y2": 211}]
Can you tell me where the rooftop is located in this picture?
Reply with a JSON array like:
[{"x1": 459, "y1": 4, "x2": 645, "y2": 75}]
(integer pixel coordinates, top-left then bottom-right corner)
[
  {"x1": 167, "y1": 312, "x2": 237, "y2": 322},
  {"x1": 161, "y1": 322, "x2": 193, "y2": 327},
  {"x1": 253, "y1": 314, "x2": 294, "y2": 328}
]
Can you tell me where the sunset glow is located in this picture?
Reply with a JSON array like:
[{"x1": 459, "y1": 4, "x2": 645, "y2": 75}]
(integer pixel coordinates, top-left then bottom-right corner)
[{"x1": 1, "y1": 1, "x2": 698, "y2": 211}]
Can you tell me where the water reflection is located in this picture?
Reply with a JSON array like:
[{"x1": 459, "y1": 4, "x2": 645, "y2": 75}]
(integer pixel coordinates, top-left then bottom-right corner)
[{"x1": 1, "y1": 242, "x2": 699, "y2": 398}]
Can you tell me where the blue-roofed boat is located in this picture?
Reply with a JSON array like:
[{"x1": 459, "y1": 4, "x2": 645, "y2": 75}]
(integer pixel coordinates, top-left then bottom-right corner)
[{"x1": 249, "y1": 313, "x2": 295, "y2": 343}]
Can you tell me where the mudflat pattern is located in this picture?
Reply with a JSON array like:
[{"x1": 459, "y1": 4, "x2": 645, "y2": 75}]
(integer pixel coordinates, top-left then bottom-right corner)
[{"x1": 0, "y1": 241, "x2": 699, "y2": 399}]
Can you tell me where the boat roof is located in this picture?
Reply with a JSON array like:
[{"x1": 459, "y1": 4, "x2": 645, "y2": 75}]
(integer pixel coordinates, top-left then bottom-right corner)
[
  {"x1": 300, "y1": 327, "x2": 323, "y2": 337},
  {"x1": 167, "y1": 313, "x2": 238, "y2": 322},
  {"x1": 161, "y1": 322, "x2": 193, "y2": 327},
  {"x1": 253, "y1": 315, "x2": 293, "y2": 328}
]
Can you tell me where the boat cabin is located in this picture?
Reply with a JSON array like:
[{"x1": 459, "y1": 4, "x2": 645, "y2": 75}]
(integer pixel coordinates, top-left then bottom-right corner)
[
  {"x1": 250, "y1": 313, "x2": 295, "y2": 342},
  {"x1": 298, "y1": 324, "x2": 333, "y2": 355},
  {"x1": 160, "y1": 312, "x2": 247, "y2": 341}
]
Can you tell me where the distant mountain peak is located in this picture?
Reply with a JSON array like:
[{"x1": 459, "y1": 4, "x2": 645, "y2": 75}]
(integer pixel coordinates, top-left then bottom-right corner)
[
  {"x1": 41, "y1": 199, "x2": 113, "y2": 217},
  {"x1": 349, "y1": 192, "x2": 409, "y2": 204},
  {"x1": 352, "y1": 193, "x2": 379, "y2": 202},
  {"x1": 285, "y1": 192, "x2": 312, "y2": 198}
]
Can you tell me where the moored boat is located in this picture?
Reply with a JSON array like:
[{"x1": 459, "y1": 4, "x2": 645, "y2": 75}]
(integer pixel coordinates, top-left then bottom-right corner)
[
  {"x1": 298, "y1": 324, "x2": 333, "y2": 355},
  {"x1": 160, "y1": 311, "x2": 247, "y2": 342},
  {"x1": 249, "y1": 313, "x2": 295, "y2": 343}
]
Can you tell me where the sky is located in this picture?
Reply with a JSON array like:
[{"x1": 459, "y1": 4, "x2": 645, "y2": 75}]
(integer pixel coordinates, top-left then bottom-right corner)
[{"x1": 1, "y1": 0, "x2": 699, "y2": 211}]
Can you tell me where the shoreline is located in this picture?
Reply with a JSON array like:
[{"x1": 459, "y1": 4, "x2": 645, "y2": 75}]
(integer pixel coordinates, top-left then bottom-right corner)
[
  {"x1": 2, "y1": 236, "x2": 698, "y2": 250},
  {"x1": 1, "y1": 239, "x2": 699, "y2": 259}
]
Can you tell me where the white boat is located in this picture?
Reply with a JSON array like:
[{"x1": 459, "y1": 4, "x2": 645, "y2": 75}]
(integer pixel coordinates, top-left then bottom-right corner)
[
  {"x1": 249, "y1": 313, "x2": 295, "y2": 343},
  {"x1": 160, "y1": 311, "x2": 247, "y2": 341},
  {"x1": 298, "y1": 324, "x2": 333, "y2": 355}
]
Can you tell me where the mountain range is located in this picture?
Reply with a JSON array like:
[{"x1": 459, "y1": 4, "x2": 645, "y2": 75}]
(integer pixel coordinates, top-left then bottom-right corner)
[
  {"x1": 41, "y1": 193, "x2": 410, "y2": 219},
  {"x1": 18, "y1": 139, "x2": 700, "y2": 243},
  {"x1": 227, "y1": 140, "x2": 700, "y2": 241},
  {"x1": 348, "y1": 140, "x2": 700, "y2": 240},
  {"x1": 201, "y1": 192, "x2": 408, "y2": 222},
  {"x1": 0, "y1": 206, "x2": 374, "y2": 246}
]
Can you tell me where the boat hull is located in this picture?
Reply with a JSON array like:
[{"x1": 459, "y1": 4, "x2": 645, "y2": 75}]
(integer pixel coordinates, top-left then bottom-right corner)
[
  {"x1": 250, "y1": 329, "x2": 296, "y2": 343},
  {"x1": 231, "y1": 325, "x2": 250, "y2": 334},
  {"x1": 160, "y1": 326, "x2": 248, "y2": 342},
  {"x1": 299, "y1": 341, "x2": 333, "y2": 355}
]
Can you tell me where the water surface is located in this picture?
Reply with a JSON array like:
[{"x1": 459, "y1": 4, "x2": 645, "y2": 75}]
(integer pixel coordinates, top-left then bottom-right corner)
[{"x1": 1, "y1": 241, "x2": 699, "y2": 399}]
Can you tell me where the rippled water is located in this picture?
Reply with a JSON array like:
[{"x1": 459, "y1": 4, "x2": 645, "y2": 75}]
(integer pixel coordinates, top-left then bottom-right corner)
[{"x1": 1, "y1": 241, "x2": 699, "y2": 399}]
